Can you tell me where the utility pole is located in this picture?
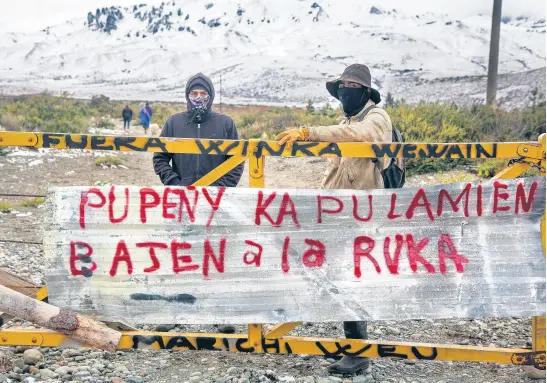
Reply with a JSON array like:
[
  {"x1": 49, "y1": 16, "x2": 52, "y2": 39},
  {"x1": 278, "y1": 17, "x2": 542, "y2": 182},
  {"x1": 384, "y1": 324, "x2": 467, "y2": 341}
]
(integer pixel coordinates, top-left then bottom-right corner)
[{"x1": 486, "y1": 0, "x2": 502, "y2": 107}]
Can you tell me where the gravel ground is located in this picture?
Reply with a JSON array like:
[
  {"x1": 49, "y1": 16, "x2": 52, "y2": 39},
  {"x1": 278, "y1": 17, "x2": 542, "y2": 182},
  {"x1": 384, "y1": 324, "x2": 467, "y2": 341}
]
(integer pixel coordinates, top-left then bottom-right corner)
[{"x1": 0, "y1": 136, "x2": 544, "y2": 383}]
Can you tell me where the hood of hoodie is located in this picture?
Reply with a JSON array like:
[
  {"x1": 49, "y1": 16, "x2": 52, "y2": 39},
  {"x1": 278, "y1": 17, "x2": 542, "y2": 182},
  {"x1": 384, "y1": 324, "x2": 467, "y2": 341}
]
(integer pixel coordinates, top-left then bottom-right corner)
[{"x1": 185, "y1": 73, "x2": 215, "y2": 112}]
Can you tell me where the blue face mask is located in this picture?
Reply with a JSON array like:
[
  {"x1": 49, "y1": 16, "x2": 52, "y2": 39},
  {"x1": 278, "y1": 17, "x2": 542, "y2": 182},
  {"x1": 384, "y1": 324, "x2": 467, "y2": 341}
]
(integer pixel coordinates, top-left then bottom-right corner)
[{"x1": 338, "y1": 87, "x2": 368, "y2": 116}]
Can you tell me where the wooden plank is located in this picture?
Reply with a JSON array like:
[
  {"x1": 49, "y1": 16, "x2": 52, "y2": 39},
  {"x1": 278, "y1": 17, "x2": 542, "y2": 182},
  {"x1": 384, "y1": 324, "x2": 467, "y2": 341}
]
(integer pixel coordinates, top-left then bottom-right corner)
[
  {"x1": 0, "y1": 131, "x2": 528, "y2": 159},
  {"x1": 43, "y1": 178, "x2": 546, "y2": 324},
  {"x1": 0, "y1": 268, "x2": 42, "y2": 298}
]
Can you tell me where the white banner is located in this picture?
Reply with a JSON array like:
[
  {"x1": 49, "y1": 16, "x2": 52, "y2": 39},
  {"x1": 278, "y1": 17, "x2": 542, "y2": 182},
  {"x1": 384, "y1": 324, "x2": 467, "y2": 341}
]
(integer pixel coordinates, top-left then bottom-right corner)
[{"x1": 43, "y1": 178, "x2": 546, "y2": 324}]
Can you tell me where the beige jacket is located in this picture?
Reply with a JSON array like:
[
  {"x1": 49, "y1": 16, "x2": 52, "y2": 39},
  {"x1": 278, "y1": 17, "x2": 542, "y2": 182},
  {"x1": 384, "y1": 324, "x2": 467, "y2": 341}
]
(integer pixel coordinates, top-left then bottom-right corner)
[{"x1": 308, "y1": 100, "x2": 392, "y2": 190}]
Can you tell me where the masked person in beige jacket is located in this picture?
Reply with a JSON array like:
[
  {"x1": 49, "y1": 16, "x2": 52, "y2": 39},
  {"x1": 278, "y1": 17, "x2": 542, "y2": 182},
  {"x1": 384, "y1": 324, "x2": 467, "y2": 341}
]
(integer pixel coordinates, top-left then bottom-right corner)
[{"x1": 276, "y1": 64, "x2": 392, "y2": 374}]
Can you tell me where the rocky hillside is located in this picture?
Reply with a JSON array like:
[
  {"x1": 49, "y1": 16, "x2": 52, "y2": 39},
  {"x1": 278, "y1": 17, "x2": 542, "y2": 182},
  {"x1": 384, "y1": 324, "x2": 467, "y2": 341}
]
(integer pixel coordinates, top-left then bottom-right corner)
[{"x1": 0, "y1": 0, "x2": 545, "y2": 107}]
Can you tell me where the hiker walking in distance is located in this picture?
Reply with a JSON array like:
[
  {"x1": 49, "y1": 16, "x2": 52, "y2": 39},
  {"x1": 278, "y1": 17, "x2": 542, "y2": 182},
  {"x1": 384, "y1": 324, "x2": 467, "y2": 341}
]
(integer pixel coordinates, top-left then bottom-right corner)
[
  {"x1": 276, "y1": 63, "x2": 397, "y2": 374},
  {"x1": 139, "y1": 103, "x2": 151, "y2": 135},
  {"x1": 122, "y1": 104, "x2": 133, "y2": 133},
  {"x1": 145, "y1": 102, "x2": 153, "y2": 120}
]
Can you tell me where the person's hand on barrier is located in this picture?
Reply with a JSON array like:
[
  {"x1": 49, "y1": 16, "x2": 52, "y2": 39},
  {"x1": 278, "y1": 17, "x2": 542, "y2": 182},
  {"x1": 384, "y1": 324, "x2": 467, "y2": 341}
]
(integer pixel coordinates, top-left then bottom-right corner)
[{"x1": 275, "y1": 127, "x2": 309, "y2": 150}]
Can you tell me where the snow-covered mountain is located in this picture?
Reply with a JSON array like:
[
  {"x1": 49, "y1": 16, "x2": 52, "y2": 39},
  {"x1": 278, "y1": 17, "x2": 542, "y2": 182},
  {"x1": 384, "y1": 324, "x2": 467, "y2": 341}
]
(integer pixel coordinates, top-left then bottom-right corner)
[{"x1": 0, "y1": 0, "x2": 545, "y2": 107}]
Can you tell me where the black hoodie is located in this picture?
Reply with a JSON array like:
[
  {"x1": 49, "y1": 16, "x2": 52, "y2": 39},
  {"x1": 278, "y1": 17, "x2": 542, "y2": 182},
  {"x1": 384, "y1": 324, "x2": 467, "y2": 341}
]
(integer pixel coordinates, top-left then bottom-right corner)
[{"x1": 152, "y1": 73, "x2": 244, "y2": 187}]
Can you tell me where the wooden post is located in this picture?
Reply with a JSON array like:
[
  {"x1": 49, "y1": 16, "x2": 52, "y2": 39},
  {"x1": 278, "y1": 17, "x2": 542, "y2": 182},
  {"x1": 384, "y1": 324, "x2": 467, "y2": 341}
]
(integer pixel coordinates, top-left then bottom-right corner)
[{"x1": 0, "y1": 284, "x2": 121, "y2": 351}]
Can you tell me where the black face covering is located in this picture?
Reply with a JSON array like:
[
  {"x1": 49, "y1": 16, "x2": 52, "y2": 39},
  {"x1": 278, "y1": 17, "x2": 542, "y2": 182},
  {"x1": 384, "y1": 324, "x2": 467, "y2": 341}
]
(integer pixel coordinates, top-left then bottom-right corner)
[{"x1": 338, "y1": 87, "x2": 369, "y2": 116}]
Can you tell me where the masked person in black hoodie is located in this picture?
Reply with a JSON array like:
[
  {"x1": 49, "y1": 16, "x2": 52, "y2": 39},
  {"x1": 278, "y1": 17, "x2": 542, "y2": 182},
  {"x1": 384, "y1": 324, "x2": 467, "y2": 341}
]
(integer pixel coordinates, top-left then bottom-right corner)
[
  {"x1": 153, "y1": 73, "x2": 243, "y2": 188},
  {"x1": 153, "y1": 73, "x2": 242, "y2": 334}
]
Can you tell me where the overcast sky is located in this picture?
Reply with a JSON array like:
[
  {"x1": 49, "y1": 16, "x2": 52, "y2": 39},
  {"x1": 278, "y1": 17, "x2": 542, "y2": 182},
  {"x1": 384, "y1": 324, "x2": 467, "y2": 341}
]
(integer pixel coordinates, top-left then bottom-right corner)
[{"x1": 1, "y1": 0, "x2": 545, "y2": 33}]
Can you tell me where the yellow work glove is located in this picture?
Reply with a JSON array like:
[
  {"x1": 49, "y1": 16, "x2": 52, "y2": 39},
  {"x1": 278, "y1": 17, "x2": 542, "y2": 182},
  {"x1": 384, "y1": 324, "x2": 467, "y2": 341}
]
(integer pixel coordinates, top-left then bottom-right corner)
[{"x1": 275, "y1": 127, "x2": 309, "y2": 148}]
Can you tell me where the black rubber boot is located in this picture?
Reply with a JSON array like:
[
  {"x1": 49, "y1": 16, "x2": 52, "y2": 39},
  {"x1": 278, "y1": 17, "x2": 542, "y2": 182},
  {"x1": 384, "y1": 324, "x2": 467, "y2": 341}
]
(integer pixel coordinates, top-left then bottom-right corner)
[
  {"x1": 328, "y1": 321, "x2": 370, "y2": 374},
  {"x1": 327, "y1": 355, "x2": 370, "y2": 374}
]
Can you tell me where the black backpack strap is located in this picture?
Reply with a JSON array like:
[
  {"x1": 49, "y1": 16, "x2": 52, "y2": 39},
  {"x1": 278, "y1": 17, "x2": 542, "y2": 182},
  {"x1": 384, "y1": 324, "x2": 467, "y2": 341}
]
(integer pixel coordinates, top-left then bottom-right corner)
[{"x1": 357, "y1": 105, "x2": 378, "y2": 122}]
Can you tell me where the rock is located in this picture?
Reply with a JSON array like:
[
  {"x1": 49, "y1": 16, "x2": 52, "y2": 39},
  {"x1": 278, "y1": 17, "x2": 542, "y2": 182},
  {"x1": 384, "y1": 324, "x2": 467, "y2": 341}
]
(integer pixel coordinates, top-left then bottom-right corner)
[
  {"x1": 387, "y1": 326, "x2": 401, "y2": 335},
  {"x1": 328, "y1": 378, "x2": 342, "y2": 383},
  {"x1": 353, "y1": 376, "x2": 374, "y2": 383},
  {"x1": 22, "y1": 378, "x2": 37, "y2": 383},
  {"x1": 74, "y1": 370, "x2": 91, "y2": 378},
  {"x1": 55, "y1": 366, "x2": 70, "y2": 375},
  {"x1": 280, "y1": 377, "x2": 296, "y2": 382},
  {"x1": 23, "y1": 349, "x2": 43, "y2": 365},
  {"x1": 523, "y1": 366, "x2": 546, "y2": 380},
  {"x1": 12, "y1": 358, "x2": 25, "y2": 369},
  {"x1": 403, "y1": 359, "x2": 417, "y2": 365},
  {"x1": 370, "y1": 6, "x2": 383, "y2": 14},
  {"x1": 75, "y1": 355, "x2": 86, "y2": 361},
  {"x1": 113, "y1": 367, "x2": 130, "y2": 375},
  {"x1": 29, "y1": 366, "x2": 40, "y2": 375},
  {"x1": 317, "y1": 379, "x2": 331, "y2": 383},
  {"x1": 15, "y1": 346, "x2": 31, "y2": 354},
  {"x1": 227, "y1": 367, "x2": 240, "y2": 375},
  {"x1": 110, "y1": 378, "x2": 123, "y2": 383},
  {"x1": 126, "y1": 377, "x2": 144, "y2": 383},
  {"x1": 40, "y1": 368, "x2": 59, "y2": 380},
  {"x1": 62, "y1": 349, "x2": 83, "y2": 357},
  {"x1": 0, "y1": 373, "x2": 6, "y2": 383},
  {"x1": 154, "y1": 324, "x2": 177, "y2": 332}
]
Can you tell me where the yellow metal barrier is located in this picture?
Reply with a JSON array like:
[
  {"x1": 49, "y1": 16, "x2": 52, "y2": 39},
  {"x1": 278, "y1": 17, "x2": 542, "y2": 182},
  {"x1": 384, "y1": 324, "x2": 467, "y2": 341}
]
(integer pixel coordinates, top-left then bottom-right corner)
[{"x1": 0, "y1": 131, "x2": 545, "y2": 370}]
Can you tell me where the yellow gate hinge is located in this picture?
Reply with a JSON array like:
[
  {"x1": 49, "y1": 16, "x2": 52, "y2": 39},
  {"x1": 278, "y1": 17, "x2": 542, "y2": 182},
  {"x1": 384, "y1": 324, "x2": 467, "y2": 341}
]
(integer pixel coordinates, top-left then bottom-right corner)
[{"x1": 517, "y1": 143, "x2": 545, "y2": 161}]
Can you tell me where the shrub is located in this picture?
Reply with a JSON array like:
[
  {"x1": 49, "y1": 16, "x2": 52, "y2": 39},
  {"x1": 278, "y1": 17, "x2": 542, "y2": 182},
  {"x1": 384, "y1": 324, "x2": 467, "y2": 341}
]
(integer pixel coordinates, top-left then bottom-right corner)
[
  {"x1": 0, "y1": 201, "x2": 13, "y2": 212},
  {"x1": 97, "y1": 118, "x2": 115, "y2": 129},
  {"x1": 0, "y1": 93, "x2": 91, "y2": 133},
  {"x1": 19, "y1": 197, "x2": 45, "y2": 207},
  {"x1": 385, "y1": 98, "x2": 546, "y2": 175},
  {"x1": 0, "y1": 113, "x2": 22, "y2": 131},
  {"x1": 95, "y1": 155, "x2": 124, "y2": 167},
  {"x1": 305, "y1": 100, "x2": 315, "y2": 114},
  {"x1": 476, "y1": 159, "x2": 507, "y2": 178}
]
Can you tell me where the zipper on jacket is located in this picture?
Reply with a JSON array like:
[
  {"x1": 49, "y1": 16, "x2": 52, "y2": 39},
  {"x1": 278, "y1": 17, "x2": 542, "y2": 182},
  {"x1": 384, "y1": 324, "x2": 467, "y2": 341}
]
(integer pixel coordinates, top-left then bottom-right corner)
[{"x1": 196, "y1": 123, "x2": 201, "y2": 178}]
